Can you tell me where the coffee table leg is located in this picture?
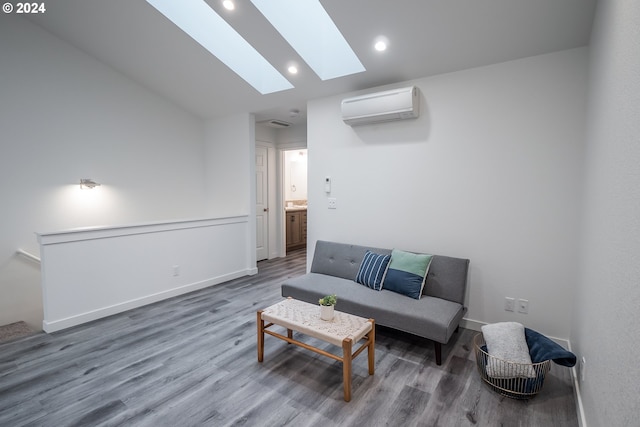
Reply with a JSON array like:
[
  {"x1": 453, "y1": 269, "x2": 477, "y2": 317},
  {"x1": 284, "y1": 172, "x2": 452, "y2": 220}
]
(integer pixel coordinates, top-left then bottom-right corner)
[
  {"x1": 342, "y1": 337, "x2": 352, "y2": 402},
  {"x1": 257, "y1": 310, "x2": 264, "y2": 362},
  {"x1": 368, "y1": 319, "x2": 375, "y2": 375}
]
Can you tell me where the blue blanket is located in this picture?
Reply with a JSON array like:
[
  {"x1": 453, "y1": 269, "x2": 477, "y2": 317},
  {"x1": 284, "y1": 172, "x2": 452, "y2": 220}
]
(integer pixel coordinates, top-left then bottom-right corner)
[{"x1": 525, "y1": 328, "x2": 576, "y2": 367}]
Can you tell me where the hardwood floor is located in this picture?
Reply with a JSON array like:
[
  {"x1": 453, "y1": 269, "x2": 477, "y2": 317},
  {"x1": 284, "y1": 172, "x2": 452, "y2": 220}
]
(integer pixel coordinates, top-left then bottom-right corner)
[{"x1": 0, "y1": 248, "x2": 578, "y2": 426}]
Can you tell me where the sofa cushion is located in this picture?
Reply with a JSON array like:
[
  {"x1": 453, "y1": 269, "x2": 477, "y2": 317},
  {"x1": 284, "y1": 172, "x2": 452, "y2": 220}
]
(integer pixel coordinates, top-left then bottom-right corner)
[
  {"x1": 354, "y1": 250, "x2": 391, "y2": 291},
  {"x1": 383, "y1": 249, "x2": 433, "y2": 299},
  {"x1": 281, "y1": 273, "x2": 465, "y2": 344},
  {"x1": 423, "y1": 255, "x2": 470, "y2": 305},
  {"x1": 310, "y1": 241, "x2": 391, "y2": 280}
]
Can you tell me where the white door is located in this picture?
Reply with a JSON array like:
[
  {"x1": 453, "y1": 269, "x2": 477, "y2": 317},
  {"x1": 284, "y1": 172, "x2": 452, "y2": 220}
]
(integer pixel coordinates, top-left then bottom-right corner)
[{"x1": 256, "y1": 145, "x2": 269, "y2": 261}]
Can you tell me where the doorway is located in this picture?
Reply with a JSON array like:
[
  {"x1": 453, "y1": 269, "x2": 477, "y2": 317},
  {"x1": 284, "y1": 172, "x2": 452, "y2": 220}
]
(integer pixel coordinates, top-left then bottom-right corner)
[{"x1": 283, "y1": 149, "x2": 308, "y2": 254}]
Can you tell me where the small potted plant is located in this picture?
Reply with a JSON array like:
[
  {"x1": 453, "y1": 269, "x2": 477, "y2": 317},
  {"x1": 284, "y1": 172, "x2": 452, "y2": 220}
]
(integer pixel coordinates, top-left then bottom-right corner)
[{"x1": 318, "y1": 294, "x2": 337, "y2": 320}]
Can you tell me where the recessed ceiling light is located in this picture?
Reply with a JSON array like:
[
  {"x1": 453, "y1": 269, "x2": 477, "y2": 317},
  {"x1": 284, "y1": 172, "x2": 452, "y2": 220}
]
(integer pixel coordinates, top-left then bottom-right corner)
[
  {"x1": 287, "y1": 65, "x2": 298, "y2": 74},
  {"x1": 251, "y1": 0, "x2": 365, "y2": 80},
  {"x1": 146, "y1": 0, "x2": 292, "y2": 94},
  {"x1": 222, "y1": 0, "x2": 234, "y2": 11},
  {"x1": 374, "y1": 36, "x2": 389, "y2": 52},
  {"x1": 374, "y1": 41, "x2": 387, "y2": 52}
]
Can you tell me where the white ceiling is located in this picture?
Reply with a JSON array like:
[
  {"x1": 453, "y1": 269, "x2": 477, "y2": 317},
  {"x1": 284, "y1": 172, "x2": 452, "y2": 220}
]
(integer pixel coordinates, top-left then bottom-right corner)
[{"x1": 27, "y1": 0, "x2": 596, "y2": 126}]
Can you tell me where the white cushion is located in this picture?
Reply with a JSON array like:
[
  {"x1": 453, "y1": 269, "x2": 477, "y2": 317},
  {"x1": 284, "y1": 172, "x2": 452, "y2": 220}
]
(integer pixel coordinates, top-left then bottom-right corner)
[{"x1": 481, "y1": 322, "x2": 536, "y2": 378}]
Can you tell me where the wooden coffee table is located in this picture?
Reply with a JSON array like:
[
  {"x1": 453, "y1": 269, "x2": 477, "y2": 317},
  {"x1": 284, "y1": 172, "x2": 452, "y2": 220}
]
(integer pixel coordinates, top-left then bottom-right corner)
[{"x1": 257, "y1": 297, "x2": 375, "y2": 402}]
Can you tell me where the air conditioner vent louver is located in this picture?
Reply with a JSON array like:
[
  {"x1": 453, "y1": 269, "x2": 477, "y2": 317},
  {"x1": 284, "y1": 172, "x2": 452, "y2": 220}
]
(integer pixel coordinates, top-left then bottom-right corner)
[
  {"x1": 341, "y1": 86, "x2": 420, "y2": 126},
  {"x1": 261, "y1": 119, "x2": 291, "y2": 128}
]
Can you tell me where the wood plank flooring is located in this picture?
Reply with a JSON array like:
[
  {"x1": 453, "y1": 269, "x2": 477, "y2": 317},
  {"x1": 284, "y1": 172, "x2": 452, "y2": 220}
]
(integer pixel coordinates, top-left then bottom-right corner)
[{"x1": 0, "y1": 248, "x2": 578, "y2": 426}]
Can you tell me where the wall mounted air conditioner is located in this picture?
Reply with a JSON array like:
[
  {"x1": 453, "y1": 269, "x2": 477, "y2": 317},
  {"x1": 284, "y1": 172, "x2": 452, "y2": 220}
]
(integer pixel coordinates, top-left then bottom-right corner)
[{"x1": 341, "y1": 86, "x2": 420, "y2": 126}]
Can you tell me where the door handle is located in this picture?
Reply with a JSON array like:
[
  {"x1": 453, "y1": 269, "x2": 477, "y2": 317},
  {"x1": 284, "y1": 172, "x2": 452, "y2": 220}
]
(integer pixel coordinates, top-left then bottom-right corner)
[{"x1": 263, "y1": 208, "x2": 269, "y2": 212}]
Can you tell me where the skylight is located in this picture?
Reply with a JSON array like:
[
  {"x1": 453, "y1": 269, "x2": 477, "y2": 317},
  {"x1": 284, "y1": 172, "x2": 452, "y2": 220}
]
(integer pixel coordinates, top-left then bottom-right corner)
[
  {"x1": 146, "y1": 0, "x2": 293, "y2": 95},
  {"x1": 250, "y1": 0, "x2": 365, "y2": 81}
]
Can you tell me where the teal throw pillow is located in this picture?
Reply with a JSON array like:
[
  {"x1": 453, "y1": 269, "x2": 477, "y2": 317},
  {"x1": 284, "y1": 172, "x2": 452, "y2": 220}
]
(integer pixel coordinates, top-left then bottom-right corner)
[
  {"x1": 355, "y1": 250, "x2": 391, "y2": 291},
  {"x1": 383, "y1": 249, "x2": 433, "y2": 299}
]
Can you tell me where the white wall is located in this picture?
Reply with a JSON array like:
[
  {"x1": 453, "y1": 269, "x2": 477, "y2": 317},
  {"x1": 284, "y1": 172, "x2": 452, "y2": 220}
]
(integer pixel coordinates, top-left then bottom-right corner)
[
  {"x1": 204, "y1": 114, "x2": 256, "y2": 267},
  {"x1": 204, "y1": 114, "x2": 254, "y2": 218},
  {"x1": 0, "y1": 16, "x2": 208, "y2": 329},
  {"x1": 572, "y1": 0, "x2": 640, "y2": 425},
  {"x1": 255, "y1": 124, "x2": 278, "y2": 145},
  {"x1": 307, "y1": 48, "x2": 588, "y2": 339},
  {"x1": 38, "y1": 217, "x2": 253, "y2": 332},
  {"x1": 277, "y1": 124, "x2": 308, "y2": 148}
]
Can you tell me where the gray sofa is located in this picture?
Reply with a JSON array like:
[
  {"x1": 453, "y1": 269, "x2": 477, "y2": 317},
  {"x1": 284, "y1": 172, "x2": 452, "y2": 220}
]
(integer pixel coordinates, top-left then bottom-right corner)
[{"x1": 281, "y1": 240, "x2": 470, "y2": 365}]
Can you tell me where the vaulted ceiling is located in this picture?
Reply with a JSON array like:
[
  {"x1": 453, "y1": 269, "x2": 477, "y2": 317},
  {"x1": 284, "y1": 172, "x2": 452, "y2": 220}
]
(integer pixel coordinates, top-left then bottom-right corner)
[{"x1": 27, "y1": 0, "x2": 596, "y2": 126}]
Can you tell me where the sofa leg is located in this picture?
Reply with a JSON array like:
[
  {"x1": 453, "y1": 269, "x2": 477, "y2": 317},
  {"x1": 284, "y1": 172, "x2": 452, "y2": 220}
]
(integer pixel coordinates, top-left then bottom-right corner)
[{"x1": 434, "y1": 342, "x2": 442, "y2": 365}]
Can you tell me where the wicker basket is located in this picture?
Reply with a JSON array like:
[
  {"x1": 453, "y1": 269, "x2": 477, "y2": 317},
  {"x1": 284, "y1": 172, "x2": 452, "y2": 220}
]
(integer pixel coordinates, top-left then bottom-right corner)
[{"x1": 473, "y1": 333, "x2": 551, "y2": 399}]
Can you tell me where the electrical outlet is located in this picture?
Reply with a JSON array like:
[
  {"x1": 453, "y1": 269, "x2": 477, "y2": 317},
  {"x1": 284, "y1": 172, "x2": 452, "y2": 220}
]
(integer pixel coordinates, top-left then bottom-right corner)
[
  {"x1": 518, "y1": 299, "x2": 529, "y2": 314},
  {"x1": 172, "y1": 265, "x2": 180, "y2": 277},
  {"x1": 328, "y1": 198, "x2": 337, "y2": 209},
  {"x1": 504, "y1": 297, "x2": 515, "y2": 312}
]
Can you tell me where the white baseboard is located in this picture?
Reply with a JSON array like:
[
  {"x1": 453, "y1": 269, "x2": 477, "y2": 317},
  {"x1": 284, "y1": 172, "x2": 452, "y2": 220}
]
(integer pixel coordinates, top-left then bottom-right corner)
[
  {"x1": 567, "y1": 342, "x2": 588, "y2": 427},
  {"x1": 460, "y1": 317, "x2": 484, "y2": 332},
  {"x1": 42, "y1": 268, "x2": 253, "y2": 333}
]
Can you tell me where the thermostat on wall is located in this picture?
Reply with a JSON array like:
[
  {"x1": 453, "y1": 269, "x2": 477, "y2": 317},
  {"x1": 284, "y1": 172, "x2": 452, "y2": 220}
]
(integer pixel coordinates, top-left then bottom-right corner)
[{"x1": 325, "y1": 176, "x2": 331, "y2": 193}]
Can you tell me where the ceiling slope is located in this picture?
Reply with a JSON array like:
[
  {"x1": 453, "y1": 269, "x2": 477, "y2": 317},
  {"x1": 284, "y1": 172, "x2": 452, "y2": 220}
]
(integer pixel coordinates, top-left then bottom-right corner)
[{"x1": 26, "y1": 0, "x2": 596, "y2": 124}]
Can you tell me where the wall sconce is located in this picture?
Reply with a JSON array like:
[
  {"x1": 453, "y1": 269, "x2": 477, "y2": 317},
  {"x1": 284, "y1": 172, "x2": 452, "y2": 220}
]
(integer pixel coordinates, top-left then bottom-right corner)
[{"x1": 80, "y1": 179, "x2": 100, "y2": 189}]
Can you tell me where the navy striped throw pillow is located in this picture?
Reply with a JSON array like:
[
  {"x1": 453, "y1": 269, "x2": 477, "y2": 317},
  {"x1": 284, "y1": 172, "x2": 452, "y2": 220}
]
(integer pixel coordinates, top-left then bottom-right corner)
[{"x1": 355, "y1": 251, "x2": 391, "y2": 291}]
